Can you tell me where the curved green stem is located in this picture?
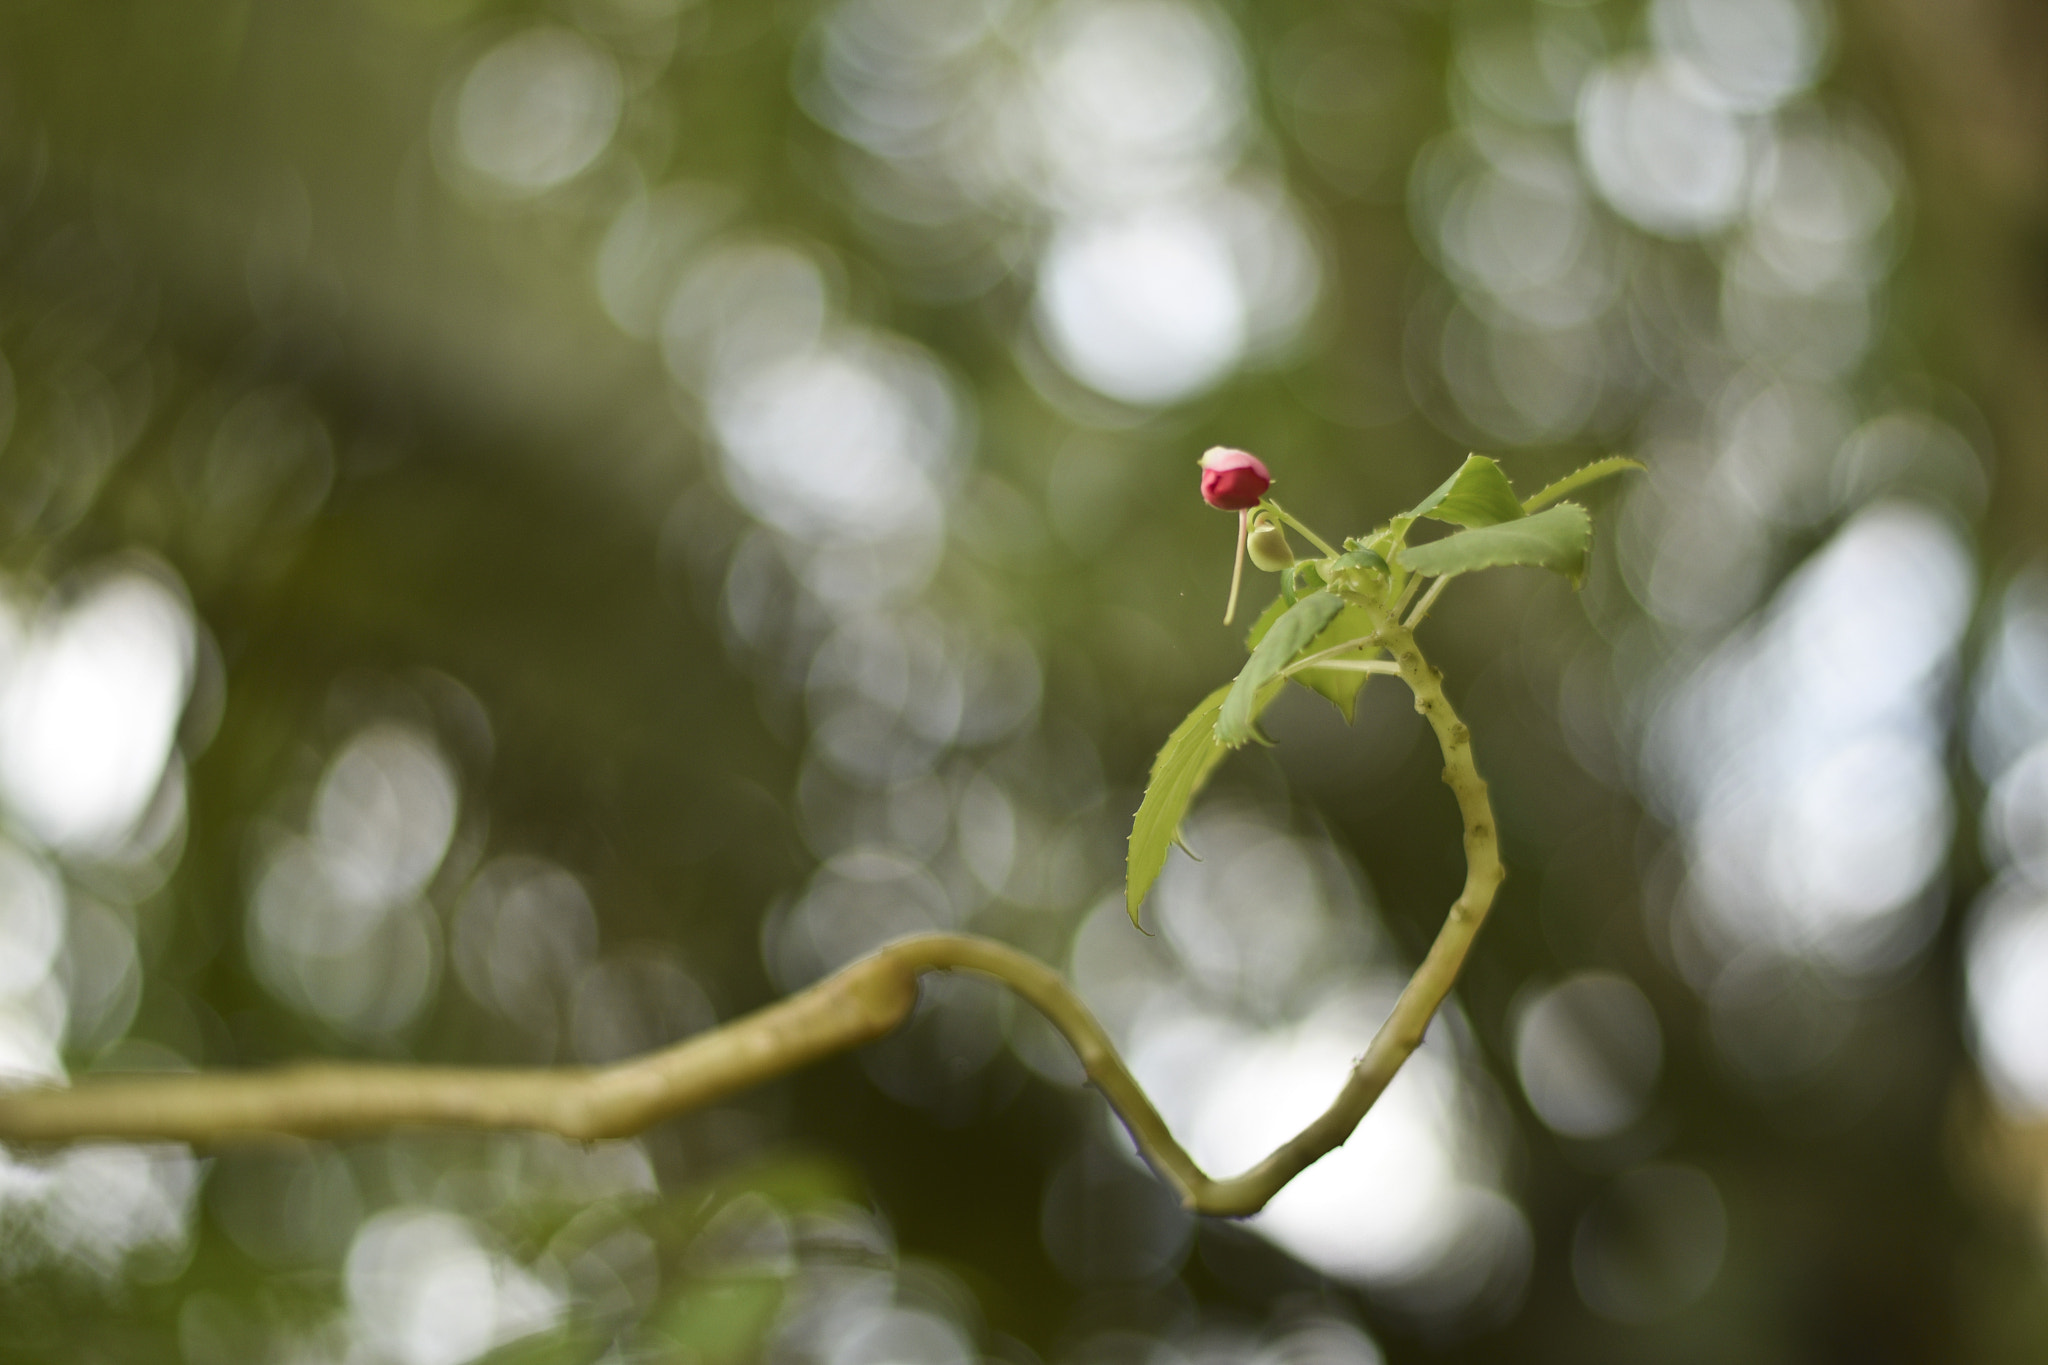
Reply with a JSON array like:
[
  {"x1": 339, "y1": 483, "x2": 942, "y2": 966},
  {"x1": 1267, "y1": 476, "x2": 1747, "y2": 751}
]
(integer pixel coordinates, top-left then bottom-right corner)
[
  {"x1": 1223, "y1": 509, "x2": 1249, "y2": 625},
  {"x1": 1293, "y1": 660, "x2": 1401, "y2": 676},
  {"x1": 1405, "y1": 573, "x2": 1455, "y2": 629},
  {"x1": 0, "y1": 636, "x2": 1503, "y2": 1221},
  {"x1": 1260, "y1": 499, "x2": 1339, "y2": 558},
  {"x1": 1390, "y1": 571, "x2": 1425, "y2": 621},
  {"x1": 1178, "y1": 613, "x2": 1505, "y2": 1214},
  {"x1": 1282, "y1": 632, "x2": 1387, "y2": 679}
]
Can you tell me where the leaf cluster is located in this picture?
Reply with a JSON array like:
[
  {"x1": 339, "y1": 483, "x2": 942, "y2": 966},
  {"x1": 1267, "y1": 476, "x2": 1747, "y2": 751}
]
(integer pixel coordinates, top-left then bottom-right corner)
[{"x1": 1124, "y1": 455, "x2": 1640, "y2": 925}]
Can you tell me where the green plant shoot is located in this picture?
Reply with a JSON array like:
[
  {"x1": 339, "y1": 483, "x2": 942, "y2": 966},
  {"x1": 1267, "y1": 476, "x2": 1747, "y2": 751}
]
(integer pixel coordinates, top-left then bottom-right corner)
[{"x1": 1125, "y1": 453, "x2": 1641, "y2": 926}]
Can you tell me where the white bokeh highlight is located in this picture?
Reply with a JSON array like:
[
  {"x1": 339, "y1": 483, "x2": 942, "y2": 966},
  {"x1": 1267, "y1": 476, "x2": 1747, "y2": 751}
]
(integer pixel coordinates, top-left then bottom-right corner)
[
  {"x1": 1578, "y1": 55, "x2": 1754, "y2": 238},
  {"x1": 0, "y1": 572, "x2": 195, "y2": 855},
  {"x1": 248, "y1": 723, "x2": 458, "y2": 1039},
  {"x1": 1648, "y1": 503, "x2": 1969, "y2": 976},
  {"x1": 1650, "y1": 0, "x2": 1829, "y2": 114},
  {"x1": 803, "y1": 0, "x2": 1319, "y2": 408},
  {"x1": 1968, "y1": 885, "x2": 2048, "y2": 1116},
  {"x1": 1967, "y1": 576, "x2": 2048, "y2": 1119},
  {"x1": 1514, "y1": 973, "x2": 1663, "y2": 1140},
  {"x1": 346, "y1": 1208, "x2": 564, "y2": 1365},
  {"x1": 1035, "y1": 208, "x2": 1247, "y2": 407},
  {"x1": 453, "y1": 28, "x2": 622, "y2": 195}
]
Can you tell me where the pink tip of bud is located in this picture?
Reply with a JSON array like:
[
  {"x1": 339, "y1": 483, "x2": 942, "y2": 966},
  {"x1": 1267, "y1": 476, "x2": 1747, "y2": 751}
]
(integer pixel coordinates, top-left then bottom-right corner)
[{"x1": 1197, "y1": 447, "x2": 1272, "y2": 511}]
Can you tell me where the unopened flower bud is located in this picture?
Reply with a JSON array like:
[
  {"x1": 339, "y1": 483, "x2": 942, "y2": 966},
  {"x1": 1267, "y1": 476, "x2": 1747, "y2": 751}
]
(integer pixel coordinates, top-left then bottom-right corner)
[
  {"x1": 1245, "y1": 514, "x2": 1293, "y2": 571},
  {"x1": 1198, "y1": 447, "x2": 1272, "y2": 511}
]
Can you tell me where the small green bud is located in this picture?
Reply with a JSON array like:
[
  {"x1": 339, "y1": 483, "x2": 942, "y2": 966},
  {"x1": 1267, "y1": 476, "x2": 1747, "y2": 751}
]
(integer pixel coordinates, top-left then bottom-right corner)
[{"x1": 1246, "y1": 515, "x2": 1293, "y2": 572}]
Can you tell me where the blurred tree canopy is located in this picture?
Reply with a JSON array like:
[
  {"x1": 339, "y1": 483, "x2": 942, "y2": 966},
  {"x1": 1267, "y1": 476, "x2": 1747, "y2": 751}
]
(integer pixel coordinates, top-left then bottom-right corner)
[{"x1": 2, "y1": 0, "x2": 2048, "y2": 1362}]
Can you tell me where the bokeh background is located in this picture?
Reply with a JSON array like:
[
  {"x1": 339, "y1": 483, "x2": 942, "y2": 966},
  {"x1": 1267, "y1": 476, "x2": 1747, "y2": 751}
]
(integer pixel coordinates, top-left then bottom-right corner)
[{"x1": 0, "y1": 0, "x2": 2046, "y2": 1360}]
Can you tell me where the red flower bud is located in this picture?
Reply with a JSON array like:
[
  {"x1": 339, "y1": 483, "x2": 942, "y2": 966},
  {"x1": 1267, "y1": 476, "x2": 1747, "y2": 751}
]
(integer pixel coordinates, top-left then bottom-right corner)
[{"x1": 1198, "y1": 447, "x2": 1272, "y2": 511}]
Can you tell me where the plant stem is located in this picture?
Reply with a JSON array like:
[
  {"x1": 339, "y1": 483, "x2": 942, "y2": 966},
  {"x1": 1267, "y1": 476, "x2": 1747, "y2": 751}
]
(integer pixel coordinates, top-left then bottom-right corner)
[
  {"x1": 1292, "y1": 660, "x2": 1402, "y2": 675},
  {"x1": 1260, "y1": 499, "x2": 1339, "y2": 558},
  {"x1": 1224, "y1": 509, "x2": 1248, "y2": 625},
  {"x1": 0, "y1": 937, "x2": 1211, "y2": 1203},
  {"x1": 1181, "y1": 613, "x2": 1504, "y2": 1214},
  {"x1": 1283, "y1": 633, "x2": 1386, "y2": 677},
  {"x1": 1405, "y1": 573, "x2": 1455, "y2": 629},
  {"x1": 0, "y1": 636, "x2": 1503, "y2": 1222},
  {"x1": 1390, "y1": 572, "x2": 1424, "y2": 621}
]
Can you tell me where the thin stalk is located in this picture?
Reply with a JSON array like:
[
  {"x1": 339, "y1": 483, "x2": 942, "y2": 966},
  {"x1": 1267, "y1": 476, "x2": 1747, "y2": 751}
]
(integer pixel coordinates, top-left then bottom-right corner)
[
  {"x1": 1390, "y1": 572, "x2": 1424, "y2": 621},
  {"x1": 1223, "y1": 509, "x2": 1248, "y2": 625},
  {"x1": 1284, "y1": 633, "x2": 1385, "y2": 677},
  {"x1": 0, "y1": 633, "x2": 1503, "y2": 1222},
  {"x1": 1290, "y1": 660, "x2": 1402, "y2": 676},
  {"x1": 1187, "y1": 614, "x2": 1504, "y2": 1214},
  {"x1": 1260, "y1": 499, "x2": 1338, "y2": 558},
  {"x1": 1405, "y1": 573, "x2": 1455, "y2": 629}
]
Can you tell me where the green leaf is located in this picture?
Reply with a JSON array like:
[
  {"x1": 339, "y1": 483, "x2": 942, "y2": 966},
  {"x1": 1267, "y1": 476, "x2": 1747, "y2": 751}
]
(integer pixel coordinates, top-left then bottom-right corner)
[
  {"x1": 1291, "y1": 602, "x2": 1382, "y2": 722},
  {"x1": 1125, "y1": 678, "x2": 1284, "y2": 925},
  {"x1": 1396, "y1": 502, "x2": 1594, "y2": 585},
  {"x1": 1365, "y1": 455, "x2": 1522, "y2": 577},
  {"x1": 1247, "y1": 592, "x2": 1382, "y2": 721},
  {"x1": 1217, "y1": 592, "x2": 1344, "y2": 746},
  {"x1": 1406, "y1": 455, "x2": 1527, "y2": 528},
  {"x1": 1330, "y1": 547, "x2": 1390, "y2": 576},
  {"x1": 1244, "y1": 593, "x2": 1288, "y2": 653},
  {"x1": 1522, "y1": 456, "x2": 1644, "y2": 513}
]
